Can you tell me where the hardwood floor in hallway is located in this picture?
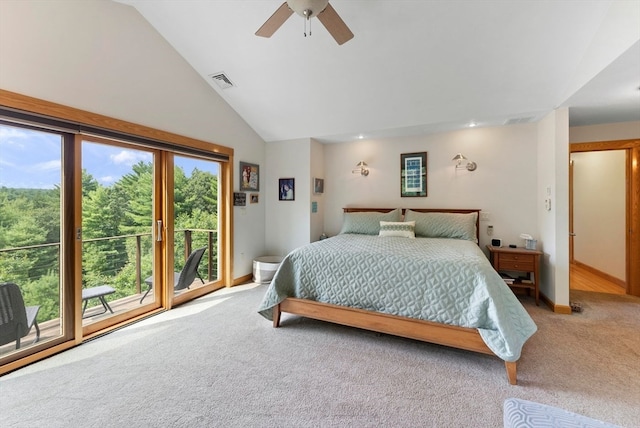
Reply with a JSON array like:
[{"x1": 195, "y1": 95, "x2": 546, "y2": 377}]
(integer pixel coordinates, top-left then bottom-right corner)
[{"x1": 570, "y1": 263, "x2": 626, "y2": 295}]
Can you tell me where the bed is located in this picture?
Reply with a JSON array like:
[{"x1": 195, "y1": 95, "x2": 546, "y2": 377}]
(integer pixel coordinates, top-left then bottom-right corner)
[{"x1": 258, "y1": 208, "x2": 537, "y2": 385}]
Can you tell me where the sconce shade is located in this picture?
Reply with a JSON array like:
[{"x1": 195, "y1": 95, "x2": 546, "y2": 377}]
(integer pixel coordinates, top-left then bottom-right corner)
[
  {"x1": 352, "y1": 160, "x2": 369, "y2": 176},
  {"x1": 452, "y1": 153, "x2": 477, "y2": 172}
]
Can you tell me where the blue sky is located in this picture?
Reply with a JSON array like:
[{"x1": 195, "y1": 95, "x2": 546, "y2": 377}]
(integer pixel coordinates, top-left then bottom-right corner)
[{"x1": 0, "y1": 124, "x2": 218, "y2": 189}]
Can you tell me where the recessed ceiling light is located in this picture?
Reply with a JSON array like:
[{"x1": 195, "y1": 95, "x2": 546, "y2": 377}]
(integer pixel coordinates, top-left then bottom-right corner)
[
  {"x1": 469, "y1": 122, "x2": 477, "y2": 128},
  {"x1": 358, "y1": 134, "x2": 364, "y2": 139}
]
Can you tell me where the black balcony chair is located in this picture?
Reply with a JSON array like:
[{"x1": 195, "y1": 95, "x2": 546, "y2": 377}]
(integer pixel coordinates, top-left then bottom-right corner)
[
  {"x1": 140, "y1": 247, "x2": 207, "y2": 303},
  {"x1": 0, "y1": 282, "x2": 41, "y2": 349}
]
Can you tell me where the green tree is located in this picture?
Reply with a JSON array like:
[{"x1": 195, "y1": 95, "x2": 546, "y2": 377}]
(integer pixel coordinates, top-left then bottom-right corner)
[
  {"x1": 22, "y1": 272, "x2": 60, "y2": 321},
  {"x1": 116, "y1": 161, "x2": 153, "y2": 234},
  {"x1": 182, "y1": 168, "x2": 218, "y2": 215},
  {"x1": 174, "y1": 166, "x2": 188, "y2": 218},
  {"x1": 1, "y1": 159, "x2": 221, "y2": 321},
  {"x1": 82, "y1": 186, "x2": 127, "y2": 287},
  {"x1": 0, "y1": 193, "x2": 49, "y2": 285},
  {"x1": 82, "y1": 169, "x2": 99, "y2": 197}
]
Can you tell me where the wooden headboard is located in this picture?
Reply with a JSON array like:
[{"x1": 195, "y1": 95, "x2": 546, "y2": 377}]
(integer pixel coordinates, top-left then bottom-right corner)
[{"x1": 342, "y1": 207, "x2": 481, "y2": 243}]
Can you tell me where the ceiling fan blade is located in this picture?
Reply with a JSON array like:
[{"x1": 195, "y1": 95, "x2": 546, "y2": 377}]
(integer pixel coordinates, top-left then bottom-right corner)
[
  {"x1": 256, "y1": 2, "x2": 294, "y2": 38},
  {"x1": 317, "y1": 3, "x2": 353, "y2": 45}
]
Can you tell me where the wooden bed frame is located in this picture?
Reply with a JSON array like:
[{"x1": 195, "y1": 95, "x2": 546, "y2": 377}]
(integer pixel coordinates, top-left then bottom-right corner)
[{"x1": 271, "y1": 208, "x2": 519, "y2": 385}]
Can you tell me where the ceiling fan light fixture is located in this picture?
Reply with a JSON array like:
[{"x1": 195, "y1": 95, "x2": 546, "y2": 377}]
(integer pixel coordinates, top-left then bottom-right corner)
[
  {"x1": 287, "y1": 0, "x2": 329, "y2": 18},
  {"x1": 256, "y1": 0, "x2": 353, "y2": 45}
]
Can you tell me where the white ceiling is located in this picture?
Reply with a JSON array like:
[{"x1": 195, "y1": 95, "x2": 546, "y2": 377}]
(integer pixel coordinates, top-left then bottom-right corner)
[{"x1": 116, "y1": 0, "x2": 640, "y2": 143}]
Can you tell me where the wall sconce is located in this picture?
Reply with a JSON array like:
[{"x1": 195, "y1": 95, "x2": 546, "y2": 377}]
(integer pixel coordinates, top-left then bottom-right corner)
[
  {"x1": 352, "y1": 161, "x2": 369, "y2": 176},
  {"x1": 452, "y1": 153, "x2": 477, "y2": 171}
]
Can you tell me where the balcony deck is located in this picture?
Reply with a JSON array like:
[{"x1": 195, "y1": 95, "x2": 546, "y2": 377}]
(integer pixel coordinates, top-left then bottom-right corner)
[{"x1": 0, "y1": 291, "x2": 154, "y2": 357}]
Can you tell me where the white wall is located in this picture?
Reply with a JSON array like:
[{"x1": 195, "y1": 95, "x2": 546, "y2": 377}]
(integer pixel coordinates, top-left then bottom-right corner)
[
  {"x1": 310, "y1": 139, "x2": 325, "y2": 243},
  {"x1": 264, "y1": 138, "x2": 325, "y2": 255},
  {"x1": 0, "y1": 0, "x2": 266, "y2": 279},
  {"x1": 572, "y1": 151, "x2": 626, "y2": 280},
  {"x1": 537, "y1": 109, "x2": 570, "y2": 307},
  {"x1": 569, "y1": 121, "x2": 640, "y2": 143},
  {"x1": 265, "y1": 138, "x2": 312, "y2": 255},
  {"x1": 267, "y1": 120, "x2": 577, "y2": 309},
  {"x1": 323, "y1": 123, "x2": 539, "y2": 251}
]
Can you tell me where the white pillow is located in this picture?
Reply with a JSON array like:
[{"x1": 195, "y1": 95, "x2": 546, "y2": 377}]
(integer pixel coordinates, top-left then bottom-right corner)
[{"x1": 379, "y1": 221, "x2": 416, "y2": 238}]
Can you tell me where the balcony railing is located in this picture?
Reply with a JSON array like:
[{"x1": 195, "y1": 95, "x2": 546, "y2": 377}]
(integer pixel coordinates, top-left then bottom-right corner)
[
  {"x1": 1, "y1": 228, "x2": 219, "y2": 357},
  {"x1": 0, "y1": 228, "x2": 218, "y2": 319}
]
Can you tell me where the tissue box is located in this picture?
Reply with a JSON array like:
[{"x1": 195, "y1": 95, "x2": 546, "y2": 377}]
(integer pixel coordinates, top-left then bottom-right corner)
[{"x1": 525, "y1": 239, "x2": 537, "y2": 250}]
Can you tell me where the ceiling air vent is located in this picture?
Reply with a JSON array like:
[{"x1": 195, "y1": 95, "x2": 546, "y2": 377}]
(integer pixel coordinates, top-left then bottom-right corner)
[
  {"x1": 504, "y1": 117, "x2": 534, "y2": 125},
  {"x1": 209, "y1": 72, "x2": 235, "y2": 90}
]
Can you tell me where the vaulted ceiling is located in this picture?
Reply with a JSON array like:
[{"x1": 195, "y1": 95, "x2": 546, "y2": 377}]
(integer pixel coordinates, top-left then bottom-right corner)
[{"x1": 116, "y1": 0, "x2": 640, "y2": 143}]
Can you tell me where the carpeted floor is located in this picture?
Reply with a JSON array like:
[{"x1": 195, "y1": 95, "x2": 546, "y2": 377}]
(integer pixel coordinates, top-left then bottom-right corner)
[{"x1": 0, "y1": 284, "x2": 638, "y2": 427}]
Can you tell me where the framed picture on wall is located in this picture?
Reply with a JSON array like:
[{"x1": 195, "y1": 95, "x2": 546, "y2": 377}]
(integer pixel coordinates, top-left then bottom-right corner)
[
  {"x1": 313, "y1": 178, "x2": 324, "y2": 194},
  {"x1": 239, "y1": 161, "x2": 259, "y2": 191},
  {"x1": 400, "y1": 152, "x2": 427, "y2": 197},
  {"x1": 233, "y1": 192, "x2": 246, "y2": 206},
  {"x1": 279, "y1": 178, "x2": 295, "y2": 201}
]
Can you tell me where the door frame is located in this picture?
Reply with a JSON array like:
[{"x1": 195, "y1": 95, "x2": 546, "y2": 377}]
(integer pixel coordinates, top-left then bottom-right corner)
[{"x1": 570, "y1": 139, "x2": 640, "y2": 296}]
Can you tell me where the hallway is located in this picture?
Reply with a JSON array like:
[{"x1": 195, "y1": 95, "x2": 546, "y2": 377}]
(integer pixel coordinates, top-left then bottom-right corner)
[{"x1": 570, "y1": 263, "x2": 626, "y2": 295}]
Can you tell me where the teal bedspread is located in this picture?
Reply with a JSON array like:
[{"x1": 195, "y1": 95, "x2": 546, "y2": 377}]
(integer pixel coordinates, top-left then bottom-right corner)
[{"x1": 258, "y1": 234, "x2": 537, "y2": 362}]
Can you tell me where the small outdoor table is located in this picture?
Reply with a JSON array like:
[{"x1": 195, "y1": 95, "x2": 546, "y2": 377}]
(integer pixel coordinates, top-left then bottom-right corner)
[{"x1": 82, "y1": 285, "x2": 115, "y2": 318}]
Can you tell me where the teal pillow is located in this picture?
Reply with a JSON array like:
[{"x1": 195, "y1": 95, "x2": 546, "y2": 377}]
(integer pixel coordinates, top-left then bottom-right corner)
[
  {"x1": 404, "y1": 210, "x2": 477, "y2": 242},
  {"x1": 339, "y1": 209, "x2": 401, "y2": 235}
]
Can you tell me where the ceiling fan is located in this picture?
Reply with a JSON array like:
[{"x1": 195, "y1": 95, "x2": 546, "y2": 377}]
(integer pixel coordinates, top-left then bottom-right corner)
[{"x1": 256, "y1": 0, "x2": 354, "y2": 45}]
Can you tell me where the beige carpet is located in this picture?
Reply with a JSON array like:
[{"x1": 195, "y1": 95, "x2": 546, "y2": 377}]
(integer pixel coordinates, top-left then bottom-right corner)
[{"x1": 0, "y1": 285, "x2": 638, "y2": 427}]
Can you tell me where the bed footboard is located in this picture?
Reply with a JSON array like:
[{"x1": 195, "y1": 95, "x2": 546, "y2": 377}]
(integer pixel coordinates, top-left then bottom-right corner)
[{"x1": 272, "y1": 298, "x2": 518, "y2": 385}]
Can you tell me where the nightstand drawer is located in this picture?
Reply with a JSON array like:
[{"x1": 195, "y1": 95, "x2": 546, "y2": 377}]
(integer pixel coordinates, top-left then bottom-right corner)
[{"x1": 498, "y1": 254, "x2": 534, "y2": 271}]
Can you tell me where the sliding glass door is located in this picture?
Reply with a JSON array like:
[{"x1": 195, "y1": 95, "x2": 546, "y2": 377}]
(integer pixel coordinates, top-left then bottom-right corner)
[
  {"x1": 1, "y1": 90, "x2": 233, "y2": 373},
  {"x1": 170, "y1": 155, "x2": 221, "y2": 304},
  {"x1": 0, "y1": 125, "x2": 227, "y2": 363},
  {"x1": 79, "y1": 144, "x2": 225, "y2": 329},
  {"x1": 0, "y1": 123, "x2": 66, "y2": 359},
  {"x1": 80, "y1": 138, "x2": 161, "y2": 333}
]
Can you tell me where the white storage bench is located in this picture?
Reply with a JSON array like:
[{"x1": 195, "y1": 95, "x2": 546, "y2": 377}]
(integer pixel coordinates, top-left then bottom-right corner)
[{"x1": 253, "y1": 256, "x2": 283, "y2": 283}]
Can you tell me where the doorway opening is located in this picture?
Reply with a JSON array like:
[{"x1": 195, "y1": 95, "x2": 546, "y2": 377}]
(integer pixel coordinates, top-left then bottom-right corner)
[{"x1": 569, "y1": 139, "x2": 640, "y2": 297}]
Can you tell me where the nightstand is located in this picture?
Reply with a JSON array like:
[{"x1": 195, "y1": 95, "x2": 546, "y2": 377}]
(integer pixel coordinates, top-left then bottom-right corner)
[{"x1": 487, "y1": 245, "x2": 542, "y2": 305}]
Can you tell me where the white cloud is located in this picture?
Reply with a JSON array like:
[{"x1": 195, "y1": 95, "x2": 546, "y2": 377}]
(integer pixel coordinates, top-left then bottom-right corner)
[
  {"x1": 99, "y1": 175, "x2": 117, "y2": 184},
  {"x1": 0, "y1": 126, "x2": 30, "y2": 140},
  {"x1": 31, "y1": 160, "x2": 61, "y2": 172},
  {"x1": 111, "y1": 150, "x2": 151, "y2": 166},
  {"x1": 0, "y1": 129, "x2": 27, "y2": 150}
]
